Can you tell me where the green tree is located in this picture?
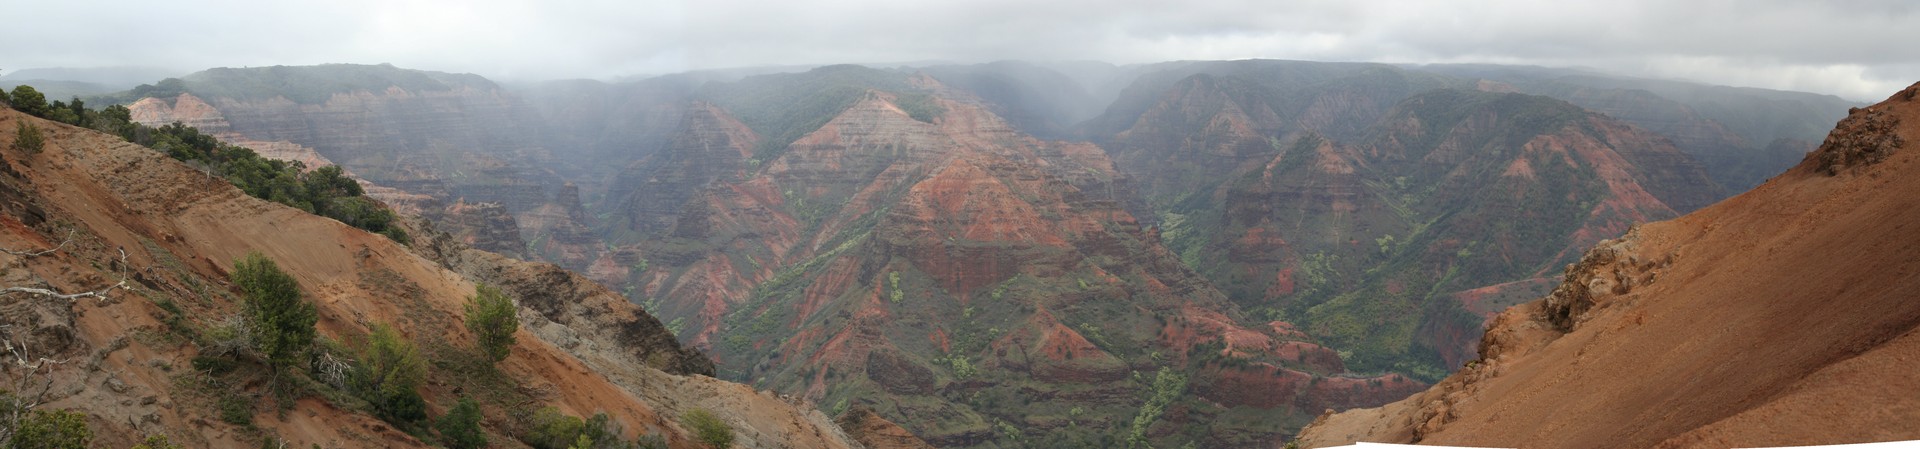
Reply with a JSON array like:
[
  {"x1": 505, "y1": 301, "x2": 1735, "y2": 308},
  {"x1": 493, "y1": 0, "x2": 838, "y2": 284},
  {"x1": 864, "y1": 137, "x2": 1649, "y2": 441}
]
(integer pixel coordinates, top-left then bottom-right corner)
[
  {"x1": 320, "y1": 197, "x2": 396, "y2": 234},
  {"x1": 303, "y1": 165, "x2": 363, "y2": 198},
  {"x1": 681, "y1": 409, "x2": 734, "y2": 449},
  {"x1": 62, "y1": 98, "x2": 86, "y2": 128},
  {"x1": 435, "y1": 397, "x2": 487, "y2": 449},
  {"x1": 8, "y1": 409, "x2": 91, "y2": 449},
  {"x1": 40, "y1": 101, "x2": 76, "y2": 125},
  {"x1": 232, "y1": 252, "x2": 317, "y2": 372},
  {"x1": 352, "y1": 324, "x2": 426, "y2": 426},
  {"x1": 6, "y1": 86, "x2": 47, "y2": 117},
  {"x1": 100, "y1": 105, "x2": 131, "y2": 124},
  {"x1": 465, "y1": 284, "x2": 519, "y2": 363},
  {"x1": 11, "y1": 122, "x2": 43, "y2": 154}
]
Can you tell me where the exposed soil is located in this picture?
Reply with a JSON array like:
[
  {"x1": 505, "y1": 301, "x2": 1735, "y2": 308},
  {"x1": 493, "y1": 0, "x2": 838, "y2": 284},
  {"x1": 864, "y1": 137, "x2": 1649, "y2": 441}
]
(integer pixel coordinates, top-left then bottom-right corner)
[
  {"x1": 0, "y1": 109, "x2": 864, "y2": 448},
  {"x1": 1295, "y1": 82, "x2": 1920, "y2": 449}
]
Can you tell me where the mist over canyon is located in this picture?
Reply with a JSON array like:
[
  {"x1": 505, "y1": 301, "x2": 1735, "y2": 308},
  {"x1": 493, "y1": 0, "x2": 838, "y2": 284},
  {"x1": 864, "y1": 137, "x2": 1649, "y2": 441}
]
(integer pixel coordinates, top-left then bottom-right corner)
[{"x1": 0, "y1": 53, "x2": 1879, "y2": 447}]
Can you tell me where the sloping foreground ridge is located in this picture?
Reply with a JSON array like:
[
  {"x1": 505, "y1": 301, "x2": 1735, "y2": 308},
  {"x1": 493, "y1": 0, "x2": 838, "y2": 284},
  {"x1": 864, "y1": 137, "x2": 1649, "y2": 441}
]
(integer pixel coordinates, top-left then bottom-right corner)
[
  {"x1": 0, "y1": 108, "x2": 871, "y2": 448},
  {"x1": 1295, "y1": 81, "x2": 1920, "y2": 448}
]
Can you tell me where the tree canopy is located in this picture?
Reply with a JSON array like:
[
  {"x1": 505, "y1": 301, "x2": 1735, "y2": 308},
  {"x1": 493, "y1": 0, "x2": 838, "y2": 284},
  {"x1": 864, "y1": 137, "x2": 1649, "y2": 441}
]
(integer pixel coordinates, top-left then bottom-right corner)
[
  {"x1": 465, "y1": 284, "x2": 519, "y2": 363},
  {"x1": 232, "y1": 252, "x2": 317, "y2": 371},
  {"x1": 352, "y1": 323, "x2": 427, "y2": 426}
]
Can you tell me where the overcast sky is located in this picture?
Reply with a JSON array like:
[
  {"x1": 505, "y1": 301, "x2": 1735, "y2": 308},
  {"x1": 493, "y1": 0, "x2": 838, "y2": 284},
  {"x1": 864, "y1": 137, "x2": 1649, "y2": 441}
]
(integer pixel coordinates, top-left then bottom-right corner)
[{"x1": 6, "y1": 0, "x2": 1917, "y2": 100}]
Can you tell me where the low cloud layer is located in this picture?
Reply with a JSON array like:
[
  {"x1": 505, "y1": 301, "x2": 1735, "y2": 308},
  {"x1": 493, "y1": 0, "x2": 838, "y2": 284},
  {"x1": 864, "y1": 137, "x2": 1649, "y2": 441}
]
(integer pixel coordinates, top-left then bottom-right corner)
[{"x1": 5, "y1": 0, "x2": 1916, "y2": 100}]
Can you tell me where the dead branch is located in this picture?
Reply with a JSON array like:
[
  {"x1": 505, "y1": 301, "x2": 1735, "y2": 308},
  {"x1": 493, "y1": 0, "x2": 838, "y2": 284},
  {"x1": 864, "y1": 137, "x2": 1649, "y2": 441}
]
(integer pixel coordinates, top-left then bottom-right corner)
[
  {"x1": 0, "y1": 246, "x2": 130, "y2": 304},
  {"x1": 0, "y1": 230, "x2": 73, "y2": 258},
  {"x1": 0, "y1": 324, "x2": 68, "y2": 445},
  {"x1": 0, "y1": 283, "x2": 126, "y2": 302}
]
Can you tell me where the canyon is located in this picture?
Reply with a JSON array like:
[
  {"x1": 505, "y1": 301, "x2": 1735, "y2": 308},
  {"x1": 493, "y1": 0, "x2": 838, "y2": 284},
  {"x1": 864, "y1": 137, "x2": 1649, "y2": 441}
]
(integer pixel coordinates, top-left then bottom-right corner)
[{"x1": 60, "y1": 59, "x2": 1859, "y2": 447}]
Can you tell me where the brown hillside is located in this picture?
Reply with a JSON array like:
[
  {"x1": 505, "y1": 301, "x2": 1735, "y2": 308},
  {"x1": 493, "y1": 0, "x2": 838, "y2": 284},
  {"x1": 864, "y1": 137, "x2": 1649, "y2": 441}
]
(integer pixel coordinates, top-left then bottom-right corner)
[
  {"x1": 1295, "y1": 82, "x2": 1920, "y2": 448},
  {"x1": 0, "y1": 109, "x2": 861, "y2": 448}
]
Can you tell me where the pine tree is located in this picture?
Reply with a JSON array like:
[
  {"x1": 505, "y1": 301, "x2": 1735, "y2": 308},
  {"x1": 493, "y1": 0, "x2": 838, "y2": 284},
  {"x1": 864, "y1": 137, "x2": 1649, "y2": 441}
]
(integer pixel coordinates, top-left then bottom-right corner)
[
  {"x1": 232, "y1": 252, "x2": 317, "y2": 372},
  {"x1": 464, "y1": 284, "x2": 519, "y2": 363},
  {"x1": 7, "y1": 86, "x2": 48, "y2": 117},
  {"x1": 11, "y1": 122, "x2": 43, "y2": 154},
  {"x1": 435, "y1": 397, "x2": 487, "y2": 449},
  {"x1": 353, "y1": 323, "x2": 427, "y2": 425}
]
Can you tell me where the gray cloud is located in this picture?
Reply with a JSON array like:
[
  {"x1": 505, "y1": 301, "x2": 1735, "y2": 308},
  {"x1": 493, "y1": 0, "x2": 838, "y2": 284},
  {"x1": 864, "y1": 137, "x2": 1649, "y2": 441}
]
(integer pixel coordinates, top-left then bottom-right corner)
[{"x1": 3, "y1": 0, "x2": 1916, "y2": 100}]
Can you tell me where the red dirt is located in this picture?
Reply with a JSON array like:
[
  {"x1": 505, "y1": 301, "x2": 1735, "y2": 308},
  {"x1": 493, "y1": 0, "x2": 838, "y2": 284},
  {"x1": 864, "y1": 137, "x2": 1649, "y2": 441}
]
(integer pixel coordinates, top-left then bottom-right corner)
[
  {"x1": 1297, "y1": 82, "x2": 1920, "y2": 449},
  {"x1": 0, "y1": 109, "x2": 862, "y2": 448}
]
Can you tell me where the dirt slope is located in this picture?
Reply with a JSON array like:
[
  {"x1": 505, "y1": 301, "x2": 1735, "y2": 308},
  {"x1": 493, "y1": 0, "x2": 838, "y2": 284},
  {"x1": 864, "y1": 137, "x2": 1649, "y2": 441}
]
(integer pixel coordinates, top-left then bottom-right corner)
[
  {"x1": 1294, "y1": 82, "x2": 1920, "y2": 448},
  {"x1": 0, "y1": 109, "x2": 861, "y2": 448}
]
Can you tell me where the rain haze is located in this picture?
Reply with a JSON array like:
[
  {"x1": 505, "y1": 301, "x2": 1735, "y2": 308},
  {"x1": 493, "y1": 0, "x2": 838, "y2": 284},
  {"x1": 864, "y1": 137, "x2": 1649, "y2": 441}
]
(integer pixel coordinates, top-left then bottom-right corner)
[{"x1": 4, "y1": 0, "x2": 1918, "y2": 101}]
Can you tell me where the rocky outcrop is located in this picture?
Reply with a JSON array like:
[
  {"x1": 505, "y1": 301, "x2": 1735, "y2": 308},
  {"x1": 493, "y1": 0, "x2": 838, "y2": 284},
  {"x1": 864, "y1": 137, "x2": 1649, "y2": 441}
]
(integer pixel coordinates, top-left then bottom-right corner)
[
  {"x1": 439, "y1": 199, "x2": 527, "y2": 256},
  {"x1": 1295, "y1": 81, "x2": 1920, "y2": 449},
  {"x1": 405, "y1": 216, "x2": 714, "y2": 376},
  {"x1": 835, "y1": 406, "x2": 938, "y2": 449},
  {"x1": 1536, "y1": 230, "x2": 1668, "y2": 332},
  {"x1": 1810, "y1": 99, "x2": 1909, "y2": 175}
]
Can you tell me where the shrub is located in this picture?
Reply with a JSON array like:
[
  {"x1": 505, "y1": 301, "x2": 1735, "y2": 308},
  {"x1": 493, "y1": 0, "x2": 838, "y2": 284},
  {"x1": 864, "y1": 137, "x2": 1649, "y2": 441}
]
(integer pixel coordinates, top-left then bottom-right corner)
[
  {"x1": 131, "y1": 434, "x2": 185, "y2": 449},
  {"x1": 523, "y1": 406, "x2": 585, "y2": 449},
  {"x1": 216, "y1": 394, "x2": 253, "y2": 425},
  {"x1": 189, "y1": 355, "x2": 240, "y2": 376},
  {"x1": 681, "y1": 409, "x2": 734, "y2": 449},
  {"x1": 380, "y1": 226, "x2": 411, "y2": 245},
  {"x1": 435, "y1": 397, "x2": 487, "y2": 449},
  {"x1": 464, "y1": 284, "x2": 519, "y2": 363},
  {"x1": 11, "y1": 122, "x2": 43, "y2": 154},
  {"x1": 9, "y1": 408, "x2": 92, "y2": 449},
  {"x1": 351, "y1": 324, "x2": 427, "y2": 426},
  {"x1": 232, "y1": 252, "x2": 317, "y2": 372}
]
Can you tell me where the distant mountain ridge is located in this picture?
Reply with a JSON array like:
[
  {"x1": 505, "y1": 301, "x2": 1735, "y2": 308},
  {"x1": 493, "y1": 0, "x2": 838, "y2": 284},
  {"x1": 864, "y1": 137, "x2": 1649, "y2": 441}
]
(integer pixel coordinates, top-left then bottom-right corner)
[
  {"x1": 1411, "y1": 63, "x2": 1861, "y2": 190},
  {"x1": 1082, "y1": 60, "x2": 1723, "y2": 379}
]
